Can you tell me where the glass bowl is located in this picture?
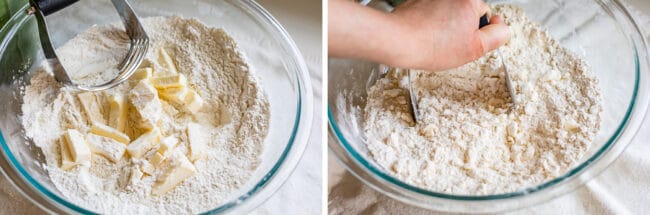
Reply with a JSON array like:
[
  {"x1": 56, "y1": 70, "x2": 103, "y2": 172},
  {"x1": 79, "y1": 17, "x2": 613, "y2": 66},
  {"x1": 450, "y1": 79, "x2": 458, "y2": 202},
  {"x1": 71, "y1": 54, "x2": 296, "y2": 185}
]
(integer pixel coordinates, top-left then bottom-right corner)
[
  {"x1": 0, "y1": 0, "x2": 313, "y2": 214},
  {"x1": 328, "y1": 0, "x2": 650, "y2": 213}
]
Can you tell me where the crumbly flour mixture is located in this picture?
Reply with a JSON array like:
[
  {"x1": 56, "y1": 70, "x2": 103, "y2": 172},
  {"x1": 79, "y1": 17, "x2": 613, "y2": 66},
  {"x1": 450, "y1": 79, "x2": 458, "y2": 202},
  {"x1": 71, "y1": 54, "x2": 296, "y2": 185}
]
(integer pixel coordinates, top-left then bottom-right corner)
[
  {"x1": 364, "y1": 5, "x2": 602, "y2": 195},
  {"x1": 21, "y1": 16, "x2": 269, "y2": 213}
]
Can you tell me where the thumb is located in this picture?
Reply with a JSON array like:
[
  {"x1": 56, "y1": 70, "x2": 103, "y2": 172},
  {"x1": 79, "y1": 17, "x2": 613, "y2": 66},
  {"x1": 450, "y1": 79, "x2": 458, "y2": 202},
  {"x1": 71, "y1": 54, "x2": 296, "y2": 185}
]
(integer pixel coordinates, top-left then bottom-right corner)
[{"x1": 478, "y1": 15, "x2": 511, "y2": 54}]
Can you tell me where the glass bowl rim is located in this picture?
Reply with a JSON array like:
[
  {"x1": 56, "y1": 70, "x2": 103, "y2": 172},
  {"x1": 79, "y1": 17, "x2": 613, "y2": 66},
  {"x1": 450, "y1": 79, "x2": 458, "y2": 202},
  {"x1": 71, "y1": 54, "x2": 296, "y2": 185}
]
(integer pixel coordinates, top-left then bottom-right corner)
[
  {"x1": 0, "y1": 0, "x2": 313, "y2": 214},
  {"x1": 328, "y1": 0, "x2": 643, "y2": 201}
]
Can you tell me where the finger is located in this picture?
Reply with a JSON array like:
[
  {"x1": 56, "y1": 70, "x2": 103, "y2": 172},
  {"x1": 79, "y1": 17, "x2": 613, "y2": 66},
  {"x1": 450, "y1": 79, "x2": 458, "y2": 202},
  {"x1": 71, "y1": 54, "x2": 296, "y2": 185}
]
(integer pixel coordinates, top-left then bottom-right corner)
[
  {"x1": 489, "y1": 14, "x2": 504, "y2": 24},
  {"x1": 478, "y1": 15, "x2": 511, "y2": 53},
  {"x1": 475, "y1": 0, "x2": 491, "y2": 17}
]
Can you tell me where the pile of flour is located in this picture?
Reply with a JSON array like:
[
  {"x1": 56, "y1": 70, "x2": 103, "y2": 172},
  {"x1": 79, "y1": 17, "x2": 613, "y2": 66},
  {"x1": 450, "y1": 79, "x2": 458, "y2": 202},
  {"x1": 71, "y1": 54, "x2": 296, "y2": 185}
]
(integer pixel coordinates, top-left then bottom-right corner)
[
  {"x1": 363, "y1": 5, "x2": 602, "y2": 195},
  {"x1": 21, "y1": 16, "x2": 270, "y2": 213}
]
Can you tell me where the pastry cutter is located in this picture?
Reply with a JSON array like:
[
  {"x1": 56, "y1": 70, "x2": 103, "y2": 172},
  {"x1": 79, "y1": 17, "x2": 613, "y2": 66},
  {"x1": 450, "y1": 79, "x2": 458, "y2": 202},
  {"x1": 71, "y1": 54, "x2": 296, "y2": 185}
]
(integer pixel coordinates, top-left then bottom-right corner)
[
  {"x1": 407, "y1": 14, "x2": 517, "y2": 123},
  {"x1": 27, "y1": 0, "x2": 149, "y2": 91}
]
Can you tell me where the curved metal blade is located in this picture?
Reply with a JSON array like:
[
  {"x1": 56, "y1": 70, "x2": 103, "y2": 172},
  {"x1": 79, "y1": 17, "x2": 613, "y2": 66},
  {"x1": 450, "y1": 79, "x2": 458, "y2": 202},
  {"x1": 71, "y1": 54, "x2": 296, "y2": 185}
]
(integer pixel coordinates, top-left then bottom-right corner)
[
  {"x1": 407, "y1": 69, "x2": 420, "y2": 123},
  {"x1": 497, "y1": 50, "x2": 517, "y2": 109}
]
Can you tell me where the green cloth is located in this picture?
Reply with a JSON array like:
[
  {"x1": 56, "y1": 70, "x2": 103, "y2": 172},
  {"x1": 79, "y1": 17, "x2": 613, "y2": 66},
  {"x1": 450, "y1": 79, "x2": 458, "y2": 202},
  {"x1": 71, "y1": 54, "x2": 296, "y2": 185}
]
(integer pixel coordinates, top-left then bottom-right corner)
[
  {"x1": 0, "y1": 0, "x2": 27, "y2": 26},
  {"x1": 0, "y1": 0, "x2": 37, "y2": 84}
]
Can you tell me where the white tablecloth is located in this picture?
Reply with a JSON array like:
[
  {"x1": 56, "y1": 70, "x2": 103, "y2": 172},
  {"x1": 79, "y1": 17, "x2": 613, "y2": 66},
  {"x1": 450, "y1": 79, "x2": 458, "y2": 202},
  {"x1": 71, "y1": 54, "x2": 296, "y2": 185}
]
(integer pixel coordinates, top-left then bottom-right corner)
[
  {"x1": 253, "y1": 0, "x2": 322, "y2": 214},
  {"x1": 328, "y1": 1, "x2": 650, "y2": 214},
  {"x1": 0, "y1": 0, "x2": 323, "y2": 214}
]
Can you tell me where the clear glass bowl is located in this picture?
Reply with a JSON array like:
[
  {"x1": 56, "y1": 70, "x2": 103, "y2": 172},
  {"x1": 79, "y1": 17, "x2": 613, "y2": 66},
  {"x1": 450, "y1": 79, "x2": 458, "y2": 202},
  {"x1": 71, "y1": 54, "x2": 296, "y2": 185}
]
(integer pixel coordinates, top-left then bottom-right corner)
[
  {"x1": 328, "y1": 0, "x2": 650, "y2": 213},
  {"x1": 0, "y1": 0, "x2": 313, "y2": 214}
]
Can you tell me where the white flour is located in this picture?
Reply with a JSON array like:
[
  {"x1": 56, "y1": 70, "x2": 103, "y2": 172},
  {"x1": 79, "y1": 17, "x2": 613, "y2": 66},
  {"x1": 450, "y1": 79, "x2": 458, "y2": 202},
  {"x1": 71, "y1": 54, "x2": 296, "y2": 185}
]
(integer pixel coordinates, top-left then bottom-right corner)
[
  {"x1": 364, "y1": 5, "x2": 602, "y2": 195},
  {"x1": 21, "y1": 16, "x2": 270, "y2": 214}
]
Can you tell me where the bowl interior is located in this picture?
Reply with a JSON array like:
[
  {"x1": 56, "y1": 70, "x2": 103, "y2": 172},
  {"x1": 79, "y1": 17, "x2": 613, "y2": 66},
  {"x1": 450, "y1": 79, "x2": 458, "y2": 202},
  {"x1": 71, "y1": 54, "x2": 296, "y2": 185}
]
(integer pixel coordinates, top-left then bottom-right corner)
[
  {"x1": 0, "y1": 0, "x2": 303, "y2": 213},
  {"x1": 329, "y1": 0, "x2": 639, "y2": 199}
]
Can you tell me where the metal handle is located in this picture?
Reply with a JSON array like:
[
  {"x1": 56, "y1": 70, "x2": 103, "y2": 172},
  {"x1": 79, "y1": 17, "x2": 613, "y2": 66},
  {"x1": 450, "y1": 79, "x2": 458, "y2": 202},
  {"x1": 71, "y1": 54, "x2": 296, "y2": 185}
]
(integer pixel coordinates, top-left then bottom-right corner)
[
  {"x1": 32, "y1": 0, "x2": 78, "y2": 16},
  {"x1": 480, "y1": 14, "x2": 490, "y2": 29}
]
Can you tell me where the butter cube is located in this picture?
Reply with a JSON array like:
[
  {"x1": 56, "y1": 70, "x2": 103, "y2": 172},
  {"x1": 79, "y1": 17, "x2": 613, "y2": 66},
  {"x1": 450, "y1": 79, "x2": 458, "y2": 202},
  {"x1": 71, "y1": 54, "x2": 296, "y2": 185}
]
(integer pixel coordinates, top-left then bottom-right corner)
[
  {"x1": 60, "y1": 139, "x2": 76, "y2": 170},
  {"x1": 157, "y1": 48, "x2": 178, "y2": 75},
  {"x1": 159, "y1": 87, "x2": 204, "y2": 113},
  {"x1": 149, "y1": 152, "x2": 166, "y2": 166},
  {"x1": 77, "y1": 92, "x2": 106, "y2": 124},
  {"x1": 158, "y1": 136, "x2": 179, "y2": 157},
  {"x1": 129, "y1": 166, "x2": 144, "y2": 186},
  {"x1": 140, "y1": 160, "x2": 155, "y2": 175},
  {"x1": 107, "y1": 94, "x2": 128, "y2": 133},
  {"x1": 186, "y1": 123, "x2": 208, "y2": 162},
  {"x1": 130, "y1": 80, "x2": 160, "y2": 107},
  {"x1": 147, "y1": 136, "x2": 179, "y2": 167},
  {"x1": 62, "y1": 129, "x2": 91, "y2": 165},
  {"x1": 152, "y1": 153, "x2": 196, "y2": 195},
  {"x1": 159, "y1": 87, "x2": 188, "y2": 105},
  {"x1": 86, "y1": 133, "x2": 126, "y2": 162},
  {"x1": 130, "y1": 80, "x2": 162, "y2": 130},
  {"x1": 183, "y1": 89, "x2": 204, "y2": 113},
  {"x1": 130, "y1": 67, "x2": 153, "y2": 81},
  {"x1": 90, "y1": 123, "x2": 130, "y2": 144},
  {"x1": 152, "y1": 74, "x2": 187, "y2": 89},
  {"x1": 127, "y1": 128, "x2": 161, "y2": 158},
  {"x1": 119, "y1": 165, "x2": 143, "y2": 189}
]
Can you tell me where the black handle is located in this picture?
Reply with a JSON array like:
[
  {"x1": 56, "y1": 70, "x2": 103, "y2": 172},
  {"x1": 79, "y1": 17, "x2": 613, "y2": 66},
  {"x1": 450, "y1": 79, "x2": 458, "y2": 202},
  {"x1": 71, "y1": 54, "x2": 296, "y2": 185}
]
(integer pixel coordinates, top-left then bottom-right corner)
[
  {"x1": 479, "y1": 14, "x2": 490, "y2": 29},
  {"x1": 386, "y1": 0, "x2": 405, "y2": 6},
  {"x1": 32, "y1": 0, "x2": 79, "y2": 16}
]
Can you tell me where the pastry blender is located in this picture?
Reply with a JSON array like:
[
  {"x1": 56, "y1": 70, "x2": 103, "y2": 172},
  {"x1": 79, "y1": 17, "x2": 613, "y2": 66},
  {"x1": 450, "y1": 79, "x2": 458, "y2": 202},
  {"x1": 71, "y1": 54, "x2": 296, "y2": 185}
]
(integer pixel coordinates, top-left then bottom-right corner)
[
  {"x1": 407, "y1": 14, "x2": 517, "y2": 123},
  {"x1": 27, "y1": 0, "x2": 149, "y2": 91}
]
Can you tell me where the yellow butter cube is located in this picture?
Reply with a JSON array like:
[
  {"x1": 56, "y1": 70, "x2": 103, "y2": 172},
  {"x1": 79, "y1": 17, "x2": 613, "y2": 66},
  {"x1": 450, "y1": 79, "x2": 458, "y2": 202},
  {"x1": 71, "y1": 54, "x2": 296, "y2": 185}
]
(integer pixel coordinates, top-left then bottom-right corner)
[
  {"x1": 158, "y1": 136, "x2": 179, "y2": 157},
  {"x1": 90, "y1": 123, "x2": 130, "y2": 144},
  {"x1": 130, "y1": 80, "x2": 159, "y2": 103},
  {"x1": 159, "y1": 87, "x2": 188, "y2": 105},
  {"x1": 77, "y1": 92, "x2": 106, "y2": 124},
  {"x1": 149, "y1": 152, "x2": 166, "y2": 166},
  {"x1": 60, "y1": 139, "x2": 76, "y2": 170},
  {"x1": 129, "y1": 165, "x2": 144, "y2": 186},
  {"x1": 130, "y1": 67, "x2": 153, "y2": 81},
  {"x1": 152, "y1": 74, "x2": 187, "y2": 89},
  {"x1": 159, "y1": 87, "x2": 203, "y2": 114},
  {"x1": 86, "y1": 133, "x2": 126, "y2": 162},
  {"x1": 186, "y1": 123, "x2": 208, "y2": 162},
  {"x1": 62, "y1": 129, "x2": 92, "y2": 165},
  {"x1": 127, "y1": 128, "x2": 161, "y2": 158},
  {"x1": 107, "y1": 94, "x2": 128, "y2": 133},
  {"x1": 152, "y1": 153, "x2": 196, "y2": 195},
  {"x1": 119, "y1": 165, "x2": 143, "y2": 189},
  {"x1": 146, "y1": 136, "x2": 178, "y2": 167},
  {"x1": 183, "y1": 89, "x2": 204, "y2": 113},
  {"x1": 140, "y1": 160, "x2": 155, "y2": 175},
  {"x1": 130, "y1": 80, "x2": 162, "y2": 130}
]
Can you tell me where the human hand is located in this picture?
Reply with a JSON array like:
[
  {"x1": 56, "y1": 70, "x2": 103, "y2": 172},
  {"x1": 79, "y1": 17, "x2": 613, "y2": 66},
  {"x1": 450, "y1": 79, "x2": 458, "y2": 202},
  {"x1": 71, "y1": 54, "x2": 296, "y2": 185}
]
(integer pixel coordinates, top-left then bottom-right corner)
[
  {"x1": 328, "y1": 0, "x2": 511, "y2": 71},
  {"x1": 387, "y1": 0, "x2": 511, "y2": 71}
]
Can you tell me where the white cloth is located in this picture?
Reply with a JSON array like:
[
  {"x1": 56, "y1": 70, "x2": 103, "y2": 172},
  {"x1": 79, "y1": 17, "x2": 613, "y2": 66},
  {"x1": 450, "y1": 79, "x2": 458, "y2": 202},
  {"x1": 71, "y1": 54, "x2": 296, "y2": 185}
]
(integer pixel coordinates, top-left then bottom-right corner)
[
  {"x1": 253, "y1": 0, "x2": 323, "y2": 214},
  {"x1": 0, "y1": 0, "x2": 323, "y2": 214},
  {"x1": 328, "y1": 1, "x2": 650, "y2": 214}
]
